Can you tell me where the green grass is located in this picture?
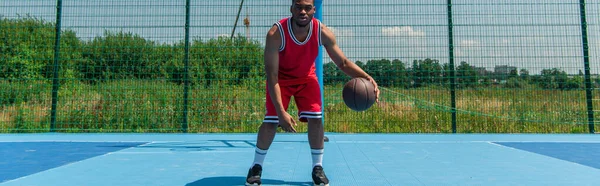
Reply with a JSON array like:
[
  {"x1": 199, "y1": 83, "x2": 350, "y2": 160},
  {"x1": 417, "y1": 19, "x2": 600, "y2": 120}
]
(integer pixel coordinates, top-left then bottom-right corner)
[{"x1": 0, "y1": 79, "x2": 597, "y2": 133}]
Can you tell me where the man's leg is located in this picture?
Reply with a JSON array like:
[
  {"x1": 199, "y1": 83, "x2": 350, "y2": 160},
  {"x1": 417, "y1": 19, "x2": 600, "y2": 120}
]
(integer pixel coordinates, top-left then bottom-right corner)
[
  {"x1": 252, "y1": 83, "x2": 292, "y2": 168},
  {"x1": 247, "y1": 122, "x2": 278, "y2": 186},
  {"x1": 307, "y1": 118, "x2": 324, "y2": 147},
  {"x1": 247, "y1": 83, "x2": 292, "y2": 186},
  {"x1": 254, "y1": 122, "x2": 278, "y2": 166},
  {"x1": 307, "y1": 118, "x2": 329, "y2": 186},
  {"x1": 307, "y1": 118, "x2": 324, "y2": 165},
  {"x1": 295, "y1": 79, "x2": 329, "y2": 185},
  {"x1": 296, "y1": 80, "x2": 325, "y2": 167}
]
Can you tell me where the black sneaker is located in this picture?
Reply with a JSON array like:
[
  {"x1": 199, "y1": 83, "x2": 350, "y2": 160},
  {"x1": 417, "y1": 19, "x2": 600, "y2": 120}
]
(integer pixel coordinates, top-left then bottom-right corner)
[
  {"x1": 312, "y1": 166, "x2": 329, "y2": 186},
  {"x1": 246, "y1": 164, "x2": 262, "y2": 186}
]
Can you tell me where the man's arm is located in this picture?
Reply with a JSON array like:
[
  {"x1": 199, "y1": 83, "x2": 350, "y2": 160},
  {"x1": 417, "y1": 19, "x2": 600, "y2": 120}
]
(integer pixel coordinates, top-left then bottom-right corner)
[
  {"x1": 264, "y1": 25, "x2": 285, "y2": 117},
  {"x1": 320, "y1": 23, "x2": 380, "y2": 101},
  {"x1": 264, "y1": 25, "x2": 297, "y2": 132}
]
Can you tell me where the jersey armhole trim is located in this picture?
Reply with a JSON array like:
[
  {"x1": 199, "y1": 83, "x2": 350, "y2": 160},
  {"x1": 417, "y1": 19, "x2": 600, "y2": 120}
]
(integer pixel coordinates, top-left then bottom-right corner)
[
  {"x1": 317, "y1": 20, "x2": 322, "y2": 46},
  {"x1": 274, "y1": 22, "x2": 285, "y2": 52}
]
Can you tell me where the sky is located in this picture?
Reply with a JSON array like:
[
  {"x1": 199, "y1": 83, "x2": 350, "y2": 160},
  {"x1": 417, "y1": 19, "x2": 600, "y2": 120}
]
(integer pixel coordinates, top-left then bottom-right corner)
[{"x1": 1, "y1": 0, "x2": 599, "y2": 74}]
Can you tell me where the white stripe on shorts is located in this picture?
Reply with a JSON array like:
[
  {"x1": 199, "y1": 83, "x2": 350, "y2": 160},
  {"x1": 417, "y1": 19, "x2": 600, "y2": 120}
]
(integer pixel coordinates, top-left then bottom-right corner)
[
  {"x1": 263, "y1": 116, "x2": 279, "y2": 123},
  {"x1": 299, "y1": 111, "x2": 323, "y2": 119}
]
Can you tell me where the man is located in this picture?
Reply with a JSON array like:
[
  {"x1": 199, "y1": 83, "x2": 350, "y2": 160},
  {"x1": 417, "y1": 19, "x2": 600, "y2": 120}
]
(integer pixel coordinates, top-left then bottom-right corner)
[{"x1": 246, "y1": 0, "x2": 380, "y2": 185}]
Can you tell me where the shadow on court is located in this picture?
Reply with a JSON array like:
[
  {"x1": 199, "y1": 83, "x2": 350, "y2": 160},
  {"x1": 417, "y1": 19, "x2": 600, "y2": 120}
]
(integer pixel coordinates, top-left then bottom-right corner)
[{"x1": 185, "y1": 176, "x2": 312, "y2": 186}]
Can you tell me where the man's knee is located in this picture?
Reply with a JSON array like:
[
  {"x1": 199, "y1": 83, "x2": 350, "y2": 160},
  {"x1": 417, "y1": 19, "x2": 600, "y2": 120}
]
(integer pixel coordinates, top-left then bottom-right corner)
[
  {"x1": 260, "y1": 122, "x2": 279, "y2": 131},
  {"x1": 307, "y1": 118, "x2": 323, "y2": 125}
]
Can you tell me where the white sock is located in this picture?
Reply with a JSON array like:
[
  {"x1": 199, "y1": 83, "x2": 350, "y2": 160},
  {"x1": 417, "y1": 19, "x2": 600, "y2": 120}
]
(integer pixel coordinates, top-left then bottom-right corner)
[
  {"x1": 252, "y1": 147, "x2": 268, "y2": 168},
  {"x1": 311, "y1": 148, "x2": 324, "y2": 167}
]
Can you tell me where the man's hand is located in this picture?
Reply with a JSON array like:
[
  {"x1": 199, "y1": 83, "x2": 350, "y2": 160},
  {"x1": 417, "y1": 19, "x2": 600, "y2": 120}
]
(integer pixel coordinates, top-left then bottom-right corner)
[
  {"x1": 367, "y1": 77, "x2": 380, "y2": 103},
  {"x1": 278, "y1": 112, "x2": 297, "y2": 133}
]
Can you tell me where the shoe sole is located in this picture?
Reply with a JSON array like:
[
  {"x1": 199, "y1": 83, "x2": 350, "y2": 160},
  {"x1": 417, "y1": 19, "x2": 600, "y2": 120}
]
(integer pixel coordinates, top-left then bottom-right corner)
[
  {"x1": 245, "y1": 182, "x2": 261, "y2": 186},
  {"x1": 314, "y1": 184, "x2": 329, "y2": 186}
]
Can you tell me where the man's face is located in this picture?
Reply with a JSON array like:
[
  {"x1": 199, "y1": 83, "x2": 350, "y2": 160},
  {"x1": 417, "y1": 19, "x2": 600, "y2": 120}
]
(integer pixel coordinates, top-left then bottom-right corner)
[{"x1": 290, "y1": 0, "x2": 315, "y2": 27}]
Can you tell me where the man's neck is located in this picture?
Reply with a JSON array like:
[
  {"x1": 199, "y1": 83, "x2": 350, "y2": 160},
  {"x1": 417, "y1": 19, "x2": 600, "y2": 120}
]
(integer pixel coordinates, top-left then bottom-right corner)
[{"x1": 290, "y1": 19, "x2": 310, "y2": 35}]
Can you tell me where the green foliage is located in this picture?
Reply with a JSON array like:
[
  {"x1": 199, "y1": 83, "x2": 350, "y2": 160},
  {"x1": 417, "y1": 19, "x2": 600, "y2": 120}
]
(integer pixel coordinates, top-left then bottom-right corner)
[
  {"x1": 191, "y1": 35, "x2": 263, "y2": 87},
  {"x1": 365, "y1": 59, "x2": 409, "y2": 88},
  {"x1": 532, "y1": 68, "x2": 582, "y2": 90},
  {"x1": 565, "y1": 75, "x2": 584, "y2": 90},
  {"x1": 455, "y1": 61, "x2": 479, "y2": 88},
  {"x1": 77, "y1": 31, "x2": 263, "y2": 87},
  {"x1": 2, "y1": 16, "x2": 590, "y2": 91},
  {"x1": 81, "y1": 31, "x2": 160, "y2": 81},
  {"x1": 0, "y1": 80, "x2": 51, "y2": 107},
  {"x1": 519, "y1": 69, "x2": 530, "y2": 81},
  {"x1": 1, "y1": 16, "x2": 597, "y2": 133},
  {"x1": 411, "y1": 58, "x2": 443, "y2": 88},
  {"x1": 0, "y1": 15, "x2": 82, "y2": 81},
  {"x1": 503, "y1": 77, "x2": 527, "y2": 89},
  {"x1": 0, "y1": 80, "x2": 51, "y2": 133},
  {"x1": 323, "y1": 62, "x2": 344, "y2": 84},
  {"x1": 2, "y1": 79, "x2": 593, "y2": 133}
]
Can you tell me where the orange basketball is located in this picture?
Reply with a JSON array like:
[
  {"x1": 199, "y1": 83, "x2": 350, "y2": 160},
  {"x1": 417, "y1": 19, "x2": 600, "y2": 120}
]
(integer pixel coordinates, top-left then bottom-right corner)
[{"x1": 342, "y1": 77, "x2": 376, "y2": 111}]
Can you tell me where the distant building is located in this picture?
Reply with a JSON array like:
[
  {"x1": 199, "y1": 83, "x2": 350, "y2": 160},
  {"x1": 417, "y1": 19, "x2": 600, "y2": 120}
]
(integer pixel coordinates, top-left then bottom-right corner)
[
  {"x1": 494, "y1": 65, "x2": 517, "y2": 75},
  {"x1": 475, "y1": 67, "x2": 490, "y2": 76}
]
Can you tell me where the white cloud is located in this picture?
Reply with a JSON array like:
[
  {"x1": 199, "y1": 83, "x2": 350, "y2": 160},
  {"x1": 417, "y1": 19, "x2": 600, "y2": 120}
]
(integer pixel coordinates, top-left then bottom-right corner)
[
  {"x1": 459, "y1": 40, "x2": 480, "y2": 47},
  {"x1": 381, "y1": 26, "x2": 425, "y2": 37},
  {"x1": 216, "y1": 33, "x2": 229, "y2": 38},
  {"x1": 329, "y1": 27, "x2": 354, "y2": 38}
]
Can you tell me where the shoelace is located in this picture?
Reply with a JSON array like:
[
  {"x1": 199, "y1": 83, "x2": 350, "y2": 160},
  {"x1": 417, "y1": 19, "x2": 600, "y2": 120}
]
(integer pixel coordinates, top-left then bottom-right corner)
[
  {"x1": 314, "y1": 169, "x2": 324, "y2": 177},
  {"x1": 251, "y1": 168, "x2": 261, "y2": 176}
]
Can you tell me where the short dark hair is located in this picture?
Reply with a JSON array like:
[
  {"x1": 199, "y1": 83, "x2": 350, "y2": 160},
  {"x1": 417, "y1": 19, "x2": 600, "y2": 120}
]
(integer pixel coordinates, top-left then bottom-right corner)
[{"x1": 292, "y1": 0, "x2": 315, "y2": 5}]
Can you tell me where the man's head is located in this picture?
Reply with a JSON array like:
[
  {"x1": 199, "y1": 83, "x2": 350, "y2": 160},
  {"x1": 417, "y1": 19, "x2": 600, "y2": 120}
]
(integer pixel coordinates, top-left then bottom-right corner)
[{"x1": 290, "y1": 0, "x2": 315, "y2": 27}]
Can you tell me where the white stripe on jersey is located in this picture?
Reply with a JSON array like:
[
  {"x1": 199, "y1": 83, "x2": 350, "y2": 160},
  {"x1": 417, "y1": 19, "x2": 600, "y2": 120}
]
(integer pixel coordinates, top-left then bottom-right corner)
[
  {"x1": 317, "y1": 20, "x2": 322, "y2": 46},
  {"x1": 275, "y1": 22, "x2": 285, "y2": 52},
  {"x1": 287, "y1": 17, "x2": 313, "y2": 46}
]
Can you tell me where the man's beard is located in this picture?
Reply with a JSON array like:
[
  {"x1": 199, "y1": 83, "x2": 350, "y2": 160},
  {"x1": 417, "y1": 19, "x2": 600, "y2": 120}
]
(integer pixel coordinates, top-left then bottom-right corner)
[
  {"x1": 296, "y1": 22, "x2": 309, "y2": 27},
  {"x1": 294, "y1": 18, "x2": 310, "y2": 27}
]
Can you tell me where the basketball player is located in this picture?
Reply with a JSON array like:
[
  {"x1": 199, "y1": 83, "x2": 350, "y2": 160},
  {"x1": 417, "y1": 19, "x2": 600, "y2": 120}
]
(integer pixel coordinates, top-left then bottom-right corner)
[{"x1": 246, "y1": 0, "x2": 380, "y2": 185}]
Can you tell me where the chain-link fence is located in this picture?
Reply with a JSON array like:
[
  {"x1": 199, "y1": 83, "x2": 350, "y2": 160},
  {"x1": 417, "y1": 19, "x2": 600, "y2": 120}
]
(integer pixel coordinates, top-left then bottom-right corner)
[{"x1": 1, "y1": 0, "x2": 599, "y2": 133}]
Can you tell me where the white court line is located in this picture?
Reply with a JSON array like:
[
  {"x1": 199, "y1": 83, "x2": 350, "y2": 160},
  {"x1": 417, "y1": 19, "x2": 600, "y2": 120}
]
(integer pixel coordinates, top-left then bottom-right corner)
[
  {"x1": 334, "y1": 140, "x2": 600, "y2": 144},
  {"x1": 487, "y1": 141, "x2": 510, "y2": 148},
  {"x1": 0, "y1": 141, "x2": 149, "y2": 184},
  {"x1": 3, "y1": 140, "x2": 599, "y2": 144},
  {"x1": 0, "y1": 140, "x2": 154, "y2": 143},
  {"x1": 490, "y1": 141, "x2": 600, "y2": 143},
  {"x1": 486, "y1": 141, "x2": 600, "y2": 169},
  {"x1": 110, "y1": 150, "x2": 248, "y2": 154},
  {"x1": 333, "y1": 141, "x2": 490, "y2": 143}
]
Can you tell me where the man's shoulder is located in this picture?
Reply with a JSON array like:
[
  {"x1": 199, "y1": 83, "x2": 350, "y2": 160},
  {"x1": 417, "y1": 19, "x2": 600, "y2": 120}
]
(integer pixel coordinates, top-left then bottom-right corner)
[{"x1": 275, "y1": 17, "x2": 290, "y2": 24}]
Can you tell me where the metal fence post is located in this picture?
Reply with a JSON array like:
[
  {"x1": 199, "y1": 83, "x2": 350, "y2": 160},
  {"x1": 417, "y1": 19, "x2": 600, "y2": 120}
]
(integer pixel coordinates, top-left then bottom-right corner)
[
  {"x1": 182, "y1": 0, "x2": 191, "y2": 133},
  {"x1": 447, "y1": 0, "x2": 457, "y2": 133},
  {"x1": 579, "y1": 0, "x2": 595, "y2": 134},
  {"x1": 50, "y1": 0, "x2": 63, "y2": 132}
]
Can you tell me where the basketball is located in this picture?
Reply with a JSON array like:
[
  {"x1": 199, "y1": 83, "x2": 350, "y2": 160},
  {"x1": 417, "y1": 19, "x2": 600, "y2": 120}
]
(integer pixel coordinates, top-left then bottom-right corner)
[{"x1": 342, "y1": 77, "x2": 376, "y2": 111}]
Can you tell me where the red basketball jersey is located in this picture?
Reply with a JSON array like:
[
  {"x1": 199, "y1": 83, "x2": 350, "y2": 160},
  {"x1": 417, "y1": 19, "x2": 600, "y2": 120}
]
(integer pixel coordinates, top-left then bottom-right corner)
[{"x1": 274, "y1": 17, "x2": 322, "y2": 85}]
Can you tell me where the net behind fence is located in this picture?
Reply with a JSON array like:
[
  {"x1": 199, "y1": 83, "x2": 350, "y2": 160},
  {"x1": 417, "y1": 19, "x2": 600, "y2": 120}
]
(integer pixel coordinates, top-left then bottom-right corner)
[{"x1": 1, "y1": 0, "x2": 599, "y2": 133}]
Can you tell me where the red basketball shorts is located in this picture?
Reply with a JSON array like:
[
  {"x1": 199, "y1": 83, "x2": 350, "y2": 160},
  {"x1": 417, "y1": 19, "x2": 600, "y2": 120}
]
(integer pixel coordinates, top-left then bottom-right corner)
[{"x1": 263, "y1": 77, "x2": 322, "y2": 123}]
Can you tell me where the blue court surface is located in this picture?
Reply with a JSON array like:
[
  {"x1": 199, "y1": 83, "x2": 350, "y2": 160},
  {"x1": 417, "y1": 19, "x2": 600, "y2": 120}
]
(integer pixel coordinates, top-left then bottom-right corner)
[{"x1": 1, "y1": 133, "x2": 599, "y2": 186}]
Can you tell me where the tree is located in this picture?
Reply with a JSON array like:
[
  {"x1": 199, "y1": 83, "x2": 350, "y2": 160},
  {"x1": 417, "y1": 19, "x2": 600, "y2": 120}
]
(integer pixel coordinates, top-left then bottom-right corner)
[
  {"x1": 455, "y1": 61, "x2": 478, "y2": 88},
  {"x1": 537, "y1": 68, "x2": 568, "y2": 89},
  {"x1": 324, "y1": 62, "x2": 343, "y2": 85},
  {"x1": 1, "y1": 16, "x2": 83, "y2": 81},
  {"x1": 519, "y1": 69, "x2": 530, "y2": 81},
  {"x1": 366, "y1": 59, "x2": 392, "y2": 87},
  {"x1": 390, "y1": 59, "x2": 409, "y2": 88},
  {"x1": 509, "y1": 69, "x2": 518, "y2": 79},
  {"x1": 412, "y1": 58, "x2": 443, "y2": 87},
  {"x1": 355, "y1": 60, "x2": 365, "y2": 69}
]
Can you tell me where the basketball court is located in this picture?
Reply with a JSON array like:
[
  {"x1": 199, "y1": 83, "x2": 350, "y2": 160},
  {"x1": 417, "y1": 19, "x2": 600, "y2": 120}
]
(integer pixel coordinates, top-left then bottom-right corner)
[{"x1": 1, "y1": 133, "x2": 599, "y2": 186}]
